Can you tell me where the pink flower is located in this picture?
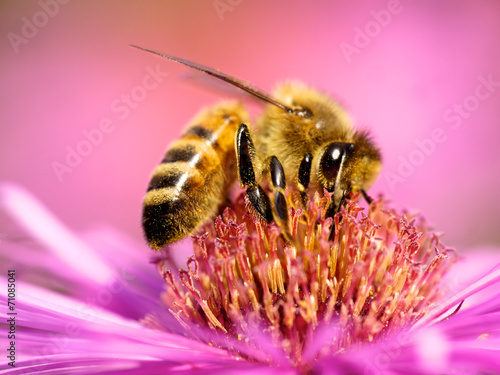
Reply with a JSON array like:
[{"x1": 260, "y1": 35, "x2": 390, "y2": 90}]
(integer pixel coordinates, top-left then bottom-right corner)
[{"x1": 1, "y1": 182, "x2": 500, "y2": 374}]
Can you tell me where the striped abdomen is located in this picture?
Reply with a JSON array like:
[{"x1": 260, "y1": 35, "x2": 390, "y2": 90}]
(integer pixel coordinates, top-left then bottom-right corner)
[{"x1": 142, "y1": 101, "x2": 249, "y2": 249}]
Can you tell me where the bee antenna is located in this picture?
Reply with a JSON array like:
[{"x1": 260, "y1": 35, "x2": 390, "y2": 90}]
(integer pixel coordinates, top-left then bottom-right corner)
[{"x1": 130, "y1": 45, "x2": 294, "y2": 114}]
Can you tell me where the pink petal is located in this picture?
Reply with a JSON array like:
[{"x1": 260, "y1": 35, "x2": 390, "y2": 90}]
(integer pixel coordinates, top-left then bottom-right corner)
[{"x1": 0, "y1": 183, "x2": 113, "y2": 284}]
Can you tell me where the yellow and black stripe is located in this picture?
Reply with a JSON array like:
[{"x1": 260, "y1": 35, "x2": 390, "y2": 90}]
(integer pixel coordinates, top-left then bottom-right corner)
[{"x1": 142, "y1": 101, "x2": 249, "y2": 249}]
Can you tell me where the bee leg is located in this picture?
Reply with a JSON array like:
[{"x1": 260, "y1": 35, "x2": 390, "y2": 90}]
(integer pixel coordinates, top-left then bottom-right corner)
[
  {"x1": 298, "y1": 153, "x2": 313, "y2": 208},
  {"x1": 327, "y1": 187, "x2": 350, "y2": 241},
  {"x1": 236, "y1": 124, "x2": 273, "y2": 223},
  {"x1": 269, "y1": 156, "x2": 289, "y2": 226},
  {"x1": 269, "y1": 155, "x2": 300, "y2": 246},
  {"x1": 361, "y1": 189, "x2": 372, "y2": 205}
]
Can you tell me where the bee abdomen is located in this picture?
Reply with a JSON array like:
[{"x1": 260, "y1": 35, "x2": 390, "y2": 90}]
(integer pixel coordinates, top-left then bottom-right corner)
[
  {"x1": 142, "y1": 101, "x2": 249, "y2": 249},
  {"x1": 143, "y1": 144, "x2": 221, "y2": 249},
  {"x1": 142, "y1": 186, "x2": 203, "y2": 249}
]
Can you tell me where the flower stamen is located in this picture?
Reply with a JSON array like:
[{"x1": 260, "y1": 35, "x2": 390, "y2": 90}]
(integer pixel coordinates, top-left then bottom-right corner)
[{"x1": 151, "y1": 190, "x2": 456, "y2": 365}]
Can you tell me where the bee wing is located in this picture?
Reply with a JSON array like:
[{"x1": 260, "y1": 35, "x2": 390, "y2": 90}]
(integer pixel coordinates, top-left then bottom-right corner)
[{"x1": 130, "y1": 45, "x2": 293, "y2": 114}]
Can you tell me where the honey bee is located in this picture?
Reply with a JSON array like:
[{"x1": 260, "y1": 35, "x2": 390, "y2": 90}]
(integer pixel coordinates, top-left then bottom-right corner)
[{"x1": 133, "y1": 46, "x2": 382, "y2": 250}]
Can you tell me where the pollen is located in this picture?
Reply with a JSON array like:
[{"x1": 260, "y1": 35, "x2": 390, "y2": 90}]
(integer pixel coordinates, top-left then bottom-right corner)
[{"x1": 152, "y1": 190, "x2": 456, "y2": 365}]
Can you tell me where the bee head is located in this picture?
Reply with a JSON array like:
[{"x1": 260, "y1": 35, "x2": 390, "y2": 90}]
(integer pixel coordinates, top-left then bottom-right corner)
[
  {"x1": 317, "y1": 131, "x2": 381, "y2": 208},
  {"x1": 317, "y1": 142, "x2": 353, "y2": 204}
]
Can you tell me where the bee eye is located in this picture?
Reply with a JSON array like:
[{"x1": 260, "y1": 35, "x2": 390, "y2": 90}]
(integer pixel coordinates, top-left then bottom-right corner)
[{"x1": 320, "y1": 142, "x2": 354, "y2": 182}]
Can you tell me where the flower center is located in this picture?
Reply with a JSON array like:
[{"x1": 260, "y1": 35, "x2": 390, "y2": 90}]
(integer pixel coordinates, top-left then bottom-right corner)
[{"x1": 150, "y1": 190, "x2": 456, "y2": 366}]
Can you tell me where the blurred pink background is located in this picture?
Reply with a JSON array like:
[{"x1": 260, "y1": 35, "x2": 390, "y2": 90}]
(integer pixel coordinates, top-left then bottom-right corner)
[{"x1": 1, "y1": 0, "x2": 500, "y2": 252}]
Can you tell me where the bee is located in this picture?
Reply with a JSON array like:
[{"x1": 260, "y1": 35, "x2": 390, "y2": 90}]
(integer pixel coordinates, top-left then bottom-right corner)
[{"x1": 133, "y1": 46, "x2": 382, "y2": 250}]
